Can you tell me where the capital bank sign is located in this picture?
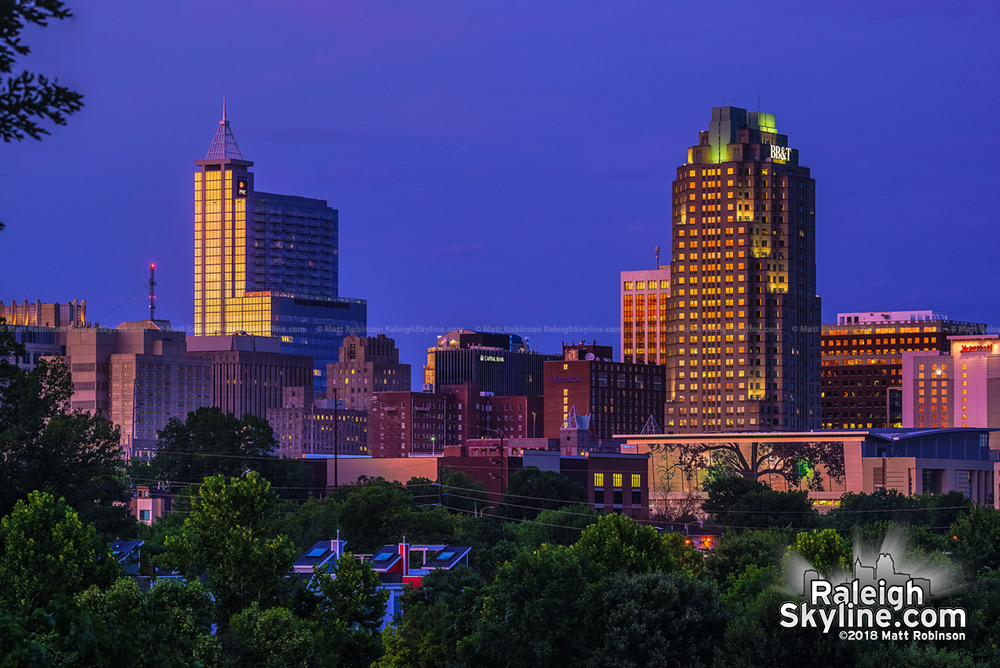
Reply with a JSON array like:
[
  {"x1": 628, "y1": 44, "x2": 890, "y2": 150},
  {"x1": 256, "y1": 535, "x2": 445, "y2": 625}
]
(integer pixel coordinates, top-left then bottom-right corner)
[
  {"x1": 960, "y1": 343, "x2": 995, "y2": 353},
  {"x1": 479, "y1": 355, "x2": 505, "y2": 363},
  {"x1": 769, "y1": 144, "x2": 792, "y2": 162}
]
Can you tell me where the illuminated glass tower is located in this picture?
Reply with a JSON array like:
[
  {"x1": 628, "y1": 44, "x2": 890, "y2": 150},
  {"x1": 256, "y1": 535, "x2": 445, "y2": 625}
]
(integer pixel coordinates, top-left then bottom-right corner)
[
  {"x1": 665, "y1": 106, "x2": 819, "y2": 432},
  {"x1": 193, "y1": 106, "x2": 366, "y2": 390}
]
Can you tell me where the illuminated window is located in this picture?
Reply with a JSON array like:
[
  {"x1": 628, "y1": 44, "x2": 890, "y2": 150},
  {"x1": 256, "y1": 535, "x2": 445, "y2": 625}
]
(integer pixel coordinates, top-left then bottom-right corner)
[
  {"x1": 613, "y1": 473, "x2": 623, "y2": 487},
  {"x1": 594, "y1": 473, "x2": 604, "y2": 487},
  {"x1": 631, "y1": 474, "x2": 640, "y2": 487}
]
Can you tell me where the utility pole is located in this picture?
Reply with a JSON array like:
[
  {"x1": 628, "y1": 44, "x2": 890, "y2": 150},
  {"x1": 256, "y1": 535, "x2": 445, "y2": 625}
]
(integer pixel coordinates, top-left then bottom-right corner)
[{"x1": 333, "y1": 386, "x2": 339, "y2": 490}]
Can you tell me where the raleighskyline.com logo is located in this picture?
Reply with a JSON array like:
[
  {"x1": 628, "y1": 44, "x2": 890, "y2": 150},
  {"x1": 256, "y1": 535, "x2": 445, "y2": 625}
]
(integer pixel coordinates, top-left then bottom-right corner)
[{"x1": 779, "y1": 529, "x2": 967, "y2": 641}]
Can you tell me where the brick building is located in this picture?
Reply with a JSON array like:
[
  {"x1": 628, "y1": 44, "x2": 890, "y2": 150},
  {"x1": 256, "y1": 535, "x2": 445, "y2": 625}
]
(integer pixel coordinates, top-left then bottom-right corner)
[
  {"x1": 370, "y1": 391, "x2": 448, "y2": 457},
  {"x1": 544, "y1": 342, "x2": 665, "y2": 440}
]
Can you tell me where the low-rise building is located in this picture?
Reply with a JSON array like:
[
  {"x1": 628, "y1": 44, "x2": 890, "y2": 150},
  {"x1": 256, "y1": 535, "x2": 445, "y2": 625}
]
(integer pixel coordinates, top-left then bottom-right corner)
[
  {"x1": 267, "y1": 386, "x2": 367, "y2": 458},
  {"x1": 621, "y1": 428, "x2": 1000, "y2": 515},
  {"x1": 293, "y1": 538, "x2": 471, "y2": 629},
  {"x1": 544, "y1": 342, "x2": 665, "y2": 440}
]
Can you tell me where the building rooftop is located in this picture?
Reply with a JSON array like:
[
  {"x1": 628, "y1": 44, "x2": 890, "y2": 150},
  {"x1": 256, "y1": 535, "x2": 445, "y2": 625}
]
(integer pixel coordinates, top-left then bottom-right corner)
[{"x1": 205, "y1": 102, "x2": 243, "y2": 160}]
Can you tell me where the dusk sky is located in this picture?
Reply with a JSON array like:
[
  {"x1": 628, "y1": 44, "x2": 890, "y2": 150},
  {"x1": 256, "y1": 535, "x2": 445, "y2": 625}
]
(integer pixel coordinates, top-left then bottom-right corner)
[{"x1": 4, "y1": 0, "x2": 999, "y2": 386}]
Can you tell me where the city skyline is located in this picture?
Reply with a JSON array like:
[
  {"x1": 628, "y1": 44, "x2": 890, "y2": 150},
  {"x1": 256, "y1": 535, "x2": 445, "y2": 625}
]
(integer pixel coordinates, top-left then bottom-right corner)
[{"x1": 3, "y1": 2, "x2": 999, "y2": 386}]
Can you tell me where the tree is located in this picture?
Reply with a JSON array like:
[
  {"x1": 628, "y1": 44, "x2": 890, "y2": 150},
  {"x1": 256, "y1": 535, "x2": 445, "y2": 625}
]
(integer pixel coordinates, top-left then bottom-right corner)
[
  {"x1": 308, "y1": 554, "x2": 388, "y2": 668},
  {"x1": 0, "y1": 325, "x2": 132, "y2": 539},
  {"x1": 66, "y1": 578, "x2": 209, "y2": 667},
  {"x1": 950, "y1": 506, "x2": 1000, "y2": 574},
  {"x1": 498, "y1": 466, "x2": 587, "y2": 520},
  {"x1": 574, "y1": 513, "x2": 701, "y2": 578},
  {"x1": 222, "y1": 603, "x2": 318, "y2": 668},
  {"x1": 142, "y1": 407, "x2": 316, "y2": 497},
  {"x1": 587, "y1": 572, "x2": 728, "y2": 668},
  {"x1": 789, "y1": 528, "x2": 852, "y2": 576},
  {"x1": 703, "y1": 527, "x2": 795, "y2": 585},
  {"x1": 715, "y1": 587, "x2": 859, "y2": 668},
  {"x1": 0, "y1": 491, "x2": 120, "y2": 621},
  {"x1": 0, "y1": 0, "x2": 83, "y2": 145},
  {"x1": 329, "y1": 478, "x2": 417, "y2": 553},
  {"x1": 510, "y1": 504, "x2": 600, "y2": 549},
  {"x1": 378, "y1": 567, "x2": 486, "y2": 668},
  {"x1": 476, "y1": 544, "x2": 597, "y2": 667},
  {"x1": 437, "y1": 469, "x2": 488, "y2": 514},
  {"x1": 702, "y1": 475, "x2": 819, "y2": 529},
  {"x1": 828, "y1": 489, "x2": 920, "y2": 529},
  {"x1": 160, "y1": 473, "x2": 298, "y2": 624},
  {"x1": 648, "y1": 437, "x2": 845, "y2": 491}
]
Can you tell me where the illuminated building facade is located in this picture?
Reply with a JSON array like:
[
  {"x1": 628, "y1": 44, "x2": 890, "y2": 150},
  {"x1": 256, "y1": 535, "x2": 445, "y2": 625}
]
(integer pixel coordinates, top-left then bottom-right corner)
[
  {"x1": 544, "y1": 342, "x2": 665, "y2": 439},
  {"x1": 902, "y1": 335, "x2": 1000, "y2": 429},
  {"x1": 193, "y1": 108, "x2": 365, "y2": 390},
  {"x1": 621, "y1": 265, "x2": 670, "y2": 364},
  {"x1": 623, "y1": 429, "x2": 999, "y2": 513},
  {"x1": 327, "y1": 334, "x2": 411, "y2": 411},
  {"x1": 822, "y1": 311, "x2": 985, "y2": 429},
  {"x1": 422, "y1": 329, "x2": 558, "y2": 396},
  {"x1": 0, "y1": 299, "x2": 87, "y2": 328},
  {"x1": 64, "y1": 320, "x2": 212, "y2": 459},
  {"x1": 665, "y1": 106, "x2": 820, "y2": 432}
]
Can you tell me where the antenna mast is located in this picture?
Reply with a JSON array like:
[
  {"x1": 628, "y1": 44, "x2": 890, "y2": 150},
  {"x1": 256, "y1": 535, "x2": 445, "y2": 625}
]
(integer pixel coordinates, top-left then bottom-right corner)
[
  {"x1": 148, "y1": 264, "x2": 157, "y2": 320},
  {"x1": 654, "y1": 245, "x2": 661, "y2": 269}
]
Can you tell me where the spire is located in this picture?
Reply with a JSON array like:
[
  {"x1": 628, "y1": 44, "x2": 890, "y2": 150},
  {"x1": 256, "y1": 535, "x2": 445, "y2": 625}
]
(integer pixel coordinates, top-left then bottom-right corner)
[{"x1": 205, "y1": 99, "x2": 243, "y2": 160}]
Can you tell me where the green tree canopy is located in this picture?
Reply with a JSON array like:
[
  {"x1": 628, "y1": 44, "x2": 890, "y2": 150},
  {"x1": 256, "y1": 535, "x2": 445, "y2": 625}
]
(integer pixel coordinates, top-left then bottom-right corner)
[
  {"x1": 308, "y1": 554, "x2": 388, "y2": 668},
  {"x1": 378, "y1": 567, "x2": 486, "y2": 668},
  {"x1": 160, "y1": 472, "x2": 298, "y2": 624},
  {"x1": 138, "y1": 407, "x2": 317, "y2": 498},
  {"x1": 950, "y1": 506, "x2": 1000, "y2": 574},
  {"x1": 788, "y1": 528, "x2": 852, "y2": 576},
  {"x1": 587, "y1": 572, "x2": 728, "y2": 668},
  {"x1": 0, "y1": 324, "x2": 133, "y2": 539},
  {"x1": 498, "y1": 466, "x2": 587, "y2": 520},
  {"x1": 574, "y1": 513, "x2": 701, "y2": 578},
  {"x1": 702, "y1": 475, "x2": 819, "y2": 529},
  {"x1": 0, "y1": 491, "x2": 120, "y2": 621}
]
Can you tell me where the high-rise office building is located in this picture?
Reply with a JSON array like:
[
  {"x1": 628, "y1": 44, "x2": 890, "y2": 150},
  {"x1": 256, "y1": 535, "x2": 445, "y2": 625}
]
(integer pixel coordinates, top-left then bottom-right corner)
[
  {"x1": 193, "y1": 107, "x2": 365, "y2": 390},
  {"x1": 187, "y1": 334, "x2": 314, "y2": 420},
  {"x1": 423, "y1": 329, "x2": 558, "y2": 396},
  {"x1": 327, "y1": 334, "x2": 411, "y2": 411},
  {"x1": 822, "y1": 310, "x2": 986, "y2": 429},
  {"x1": 665, "y1": 106, "x2": 820, "y2": 432},
  {"x1": 621, "y1": 250, "x2": 671, "y2": 365}
]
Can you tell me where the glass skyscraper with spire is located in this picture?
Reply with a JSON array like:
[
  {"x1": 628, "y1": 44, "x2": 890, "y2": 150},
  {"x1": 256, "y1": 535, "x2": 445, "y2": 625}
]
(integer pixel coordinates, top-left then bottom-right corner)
[{"x1": 193, "y1": 106, "x2": 366, "y2": 391}]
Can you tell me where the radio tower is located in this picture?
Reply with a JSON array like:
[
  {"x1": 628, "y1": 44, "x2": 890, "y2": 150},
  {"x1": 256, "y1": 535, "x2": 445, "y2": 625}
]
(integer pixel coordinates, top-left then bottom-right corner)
[{"x1": 148, "y1": 263, "x2": 157, "y2": 321}]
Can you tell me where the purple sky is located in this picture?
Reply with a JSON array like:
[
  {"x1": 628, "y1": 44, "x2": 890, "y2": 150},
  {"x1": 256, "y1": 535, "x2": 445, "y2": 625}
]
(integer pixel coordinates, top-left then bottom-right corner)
[{"x1": 3, "y1": 1, "x2": 999, "y2": 387}]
